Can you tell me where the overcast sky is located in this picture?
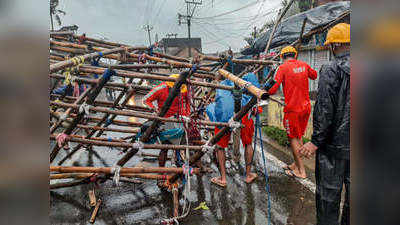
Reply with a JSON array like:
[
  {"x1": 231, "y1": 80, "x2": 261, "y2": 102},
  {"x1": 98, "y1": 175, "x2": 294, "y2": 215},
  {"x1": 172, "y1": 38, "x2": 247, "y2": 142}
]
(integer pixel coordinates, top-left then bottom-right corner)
[{"x1": 55, "y1": 0, "x2": 281, "y2": 53}]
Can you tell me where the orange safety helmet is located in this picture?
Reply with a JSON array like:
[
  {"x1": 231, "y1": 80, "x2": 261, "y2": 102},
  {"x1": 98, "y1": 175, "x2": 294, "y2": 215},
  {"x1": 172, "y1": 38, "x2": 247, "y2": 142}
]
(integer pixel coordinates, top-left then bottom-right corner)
[
  {"x1": 280, "y1": 46, "x2": 298, "y2": 59},
  {"x1": 166, "y1": 74, "x2": 187, "y2": 93},
  {"x1": 325, "y1": 23, "x2": 350, "y2": 45}
]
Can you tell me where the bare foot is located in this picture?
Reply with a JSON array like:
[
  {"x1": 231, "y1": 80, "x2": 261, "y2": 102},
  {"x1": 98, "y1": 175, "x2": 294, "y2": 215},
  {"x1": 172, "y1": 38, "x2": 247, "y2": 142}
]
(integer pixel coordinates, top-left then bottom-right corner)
[
  {"x1": 245, "y1": 173, "x2": 258, "y2": 183},
  {"x1": 211, "y1": 177, "x2": 227, "y2": 187},
  {"x1": 285, "y1": 169, "x2": 307, "y2": 179}
]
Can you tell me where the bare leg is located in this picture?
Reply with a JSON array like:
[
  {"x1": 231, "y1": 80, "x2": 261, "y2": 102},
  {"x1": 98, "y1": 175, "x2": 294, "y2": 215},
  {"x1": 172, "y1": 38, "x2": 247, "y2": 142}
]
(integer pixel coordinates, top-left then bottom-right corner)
[
  {"x1": 211, "y1": 146, "x2": 227, "y2": 186},
  {"x1": 287, "y1": 138, "x2": 303, "y2": 171},
  {"x1": 245, "y1": 144, "x2": 258, "y2": 183},
  {"x1": 289, "y1": 138, "x2": 306, "y2": 178}
]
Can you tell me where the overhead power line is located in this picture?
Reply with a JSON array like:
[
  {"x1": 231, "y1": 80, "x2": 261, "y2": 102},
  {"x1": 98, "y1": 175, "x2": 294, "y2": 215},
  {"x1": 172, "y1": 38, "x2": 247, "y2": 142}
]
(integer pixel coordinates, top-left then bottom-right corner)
[{"x1": 193, "y1": 0, "x2": 259, "y2": 20}]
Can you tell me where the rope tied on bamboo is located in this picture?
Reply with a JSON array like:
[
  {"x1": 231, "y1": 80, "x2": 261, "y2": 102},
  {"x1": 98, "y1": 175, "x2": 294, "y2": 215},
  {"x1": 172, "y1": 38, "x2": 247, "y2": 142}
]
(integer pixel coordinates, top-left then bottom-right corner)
[
  {"x1": 182, "y1": 164, "x2": 194, "y2": 176},
  {"x1": 228, "y1": 117, "x2": 241, "y2": 132},
  {"x1": 105, "y1": 118, "x2": 112, "y2": 127},
  {"x1": 79, "y1": 102, "x2": 91, "y2": 115},
  {"x1": 132, "y1": 141, "x2": 144, "y2": 152},
  {"x1": 201, "y1": 140, "x2": 215, "y2": 153},
  {"x1": 110, "y1": 165, "x2": 121, "y2": 186}
]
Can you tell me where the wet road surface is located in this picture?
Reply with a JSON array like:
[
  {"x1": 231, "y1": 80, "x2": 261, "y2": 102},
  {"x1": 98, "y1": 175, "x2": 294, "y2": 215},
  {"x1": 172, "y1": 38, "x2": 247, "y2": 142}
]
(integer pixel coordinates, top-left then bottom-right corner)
[{"x1": 50, "y1": 113, "x2": 316, "y2": 225}]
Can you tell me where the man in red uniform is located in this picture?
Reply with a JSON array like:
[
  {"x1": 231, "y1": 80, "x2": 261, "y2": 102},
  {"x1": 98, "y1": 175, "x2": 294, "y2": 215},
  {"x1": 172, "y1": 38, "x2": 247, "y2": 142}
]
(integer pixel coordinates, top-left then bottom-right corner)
[
  {"x1": 143, "y1": 74, "x2": 190, "y2": 167},
  {"x1": 268, "y1": 46, "x2": 317, "y2": 179}
]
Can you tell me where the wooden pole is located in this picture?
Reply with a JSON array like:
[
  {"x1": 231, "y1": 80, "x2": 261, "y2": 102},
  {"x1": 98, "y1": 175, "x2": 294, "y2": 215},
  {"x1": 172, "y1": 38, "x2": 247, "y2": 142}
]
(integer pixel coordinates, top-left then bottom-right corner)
[
  {"x1": 200, "y1": 54, "x2": 276, "y2": 65},
  {"x1": 50, "y1": 101, "x2": 236, "y2": 128},
  {"x1": 264, "y1": 0, "x2": 296, "y2": 54},
  {"x1": 218, "y1": 69, "x2": 269, "y2": 100},
  {"x1": 50, "y1": 166, "x2": 200, "y2": 174},
  {"x1": 50, "y1": 134, "x2": 204, "y2": 151},
  {"x1": 50, "y1": 47, "x2": 131, "y2": 73}
]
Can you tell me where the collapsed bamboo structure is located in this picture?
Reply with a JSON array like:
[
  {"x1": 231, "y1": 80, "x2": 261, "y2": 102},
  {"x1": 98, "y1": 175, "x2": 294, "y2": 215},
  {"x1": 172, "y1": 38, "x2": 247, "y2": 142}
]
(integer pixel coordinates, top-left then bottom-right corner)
[{"x1": 49, "y1": 32, "x2": 279, "y2": 222}]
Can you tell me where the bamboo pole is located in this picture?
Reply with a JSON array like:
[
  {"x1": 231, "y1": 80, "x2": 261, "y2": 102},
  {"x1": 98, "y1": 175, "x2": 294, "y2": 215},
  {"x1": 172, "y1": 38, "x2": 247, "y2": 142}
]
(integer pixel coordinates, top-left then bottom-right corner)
[
  {"x1": 50, "y1": 47, "x2": 132, "y2": 73},
  {"x1": 49, "y1": 173, "x2": 171, "y2": 180},
  {"x1": 264, "y1": 0, "x2": 296, "y2": 54},
  {"x1": 50, "y1": 101, "x2": 236, "y2": 128},
  {"x1": 89, "y1": 199, "x2": 101, "y2": 223},
  {"x1": 50, "y1": 134, "x2": 204, "y2": 151},
  {"x1": 200, "y1": 54, "x2": 276, "y2": 65},
  {"x1": 173, "y1": 187, "x2": 179, "y2": 217},
  {"x1": 50, "y1": 166, "x2": 200, "y2": 174},
  {"x1": 78, "y1": 66, "x2": 231, "y2": 90},
  {"x1": 49, "y1": 73, "x2": 152, "y2": 92},
  {"x1": 144, "y1": 54, "x2": 211, "y2": 72},
  {"x1": 52, "y1": 94, "x2": 153, "y2": 112},
  {"x1": 218, "y1": 69, "x2": 269, "y2": 100}
]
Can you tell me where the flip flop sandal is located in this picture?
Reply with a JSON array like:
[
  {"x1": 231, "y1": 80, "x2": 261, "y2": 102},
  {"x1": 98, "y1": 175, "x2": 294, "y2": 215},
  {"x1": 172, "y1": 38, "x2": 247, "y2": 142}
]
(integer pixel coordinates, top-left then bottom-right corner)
[
  {"x1": 285, "y1": 169, "x2": 307, "y2": 180},
  {"x1": 283, "y1": 165, "x2": 291, "y2": 171},
  {"x1": 211, "y1": 177, "x2": 227, "y2": 188}
]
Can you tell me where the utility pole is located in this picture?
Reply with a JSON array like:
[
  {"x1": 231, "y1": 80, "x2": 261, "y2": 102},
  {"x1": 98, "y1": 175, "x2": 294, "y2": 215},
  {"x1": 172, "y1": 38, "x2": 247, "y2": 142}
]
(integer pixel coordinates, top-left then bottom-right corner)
[
  {"x1": 143, "y1": 24, "x2": 153, "y2": 46},
  {"x1": 178, "y1": 0, "x2": 202, "y2": 57}
]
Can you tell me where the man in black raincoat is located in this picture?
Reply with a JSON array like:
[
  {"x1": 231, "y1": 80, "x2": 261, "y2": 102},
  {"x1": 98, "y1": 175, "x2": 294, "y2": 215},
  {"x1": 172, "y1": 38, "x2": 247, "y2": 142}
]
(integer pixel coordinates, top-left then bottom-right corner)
[{"x1": 299, "y1": 23, "x2": 350, "y2": 225}]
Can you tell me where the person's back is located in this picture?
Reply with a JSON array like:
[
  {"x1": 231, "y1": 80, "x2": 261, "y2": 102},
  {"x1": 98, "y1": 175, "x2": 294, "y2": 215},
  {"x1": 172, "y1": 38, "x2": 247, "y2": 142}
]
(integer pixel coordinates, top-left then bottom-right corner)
[
  {"x1": 268, "y1": 46, "x2": 317, "y2": 179},
  {"x1": 143, "y1": 74, "x2": 190, "y2": 118},
  {"x1": 314, "y1": 52, "x2": 350, "y2": 159}
]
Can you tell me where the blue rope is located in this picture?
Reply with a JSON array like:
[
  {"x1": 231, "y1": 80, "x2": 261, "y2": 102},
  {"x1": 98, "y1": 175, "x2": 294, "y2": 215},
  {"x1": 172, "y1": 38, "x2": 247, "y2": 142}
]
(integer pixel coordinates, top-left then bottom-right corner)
[
  {"x1": 256, "y1": 113, "x2": 271, "y2": 225},
  {"x1": 105, "y1": 118, "x2": 112, "y2": 126},
  {"x1": 102, "y1": 68, "x2": 114, "y2": 80},
  {"x1": 191, "y1": 64, "x2": 197, "y2": 73},
  {"x1": 148, "y1": 46, "x2": 154, "y2": 56}
]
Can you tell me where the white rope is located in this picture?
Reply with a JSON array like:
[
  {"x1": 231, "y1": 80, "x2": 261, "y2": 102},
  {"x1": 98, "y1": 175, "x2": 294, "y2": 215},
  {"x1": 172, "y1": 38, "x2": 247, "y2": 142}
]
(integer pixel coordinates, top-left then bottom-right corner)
[
  {"x1": 161, "y1": 120, "x2": 192, "y2": 224},
  {"x1": 79, "y1": 102, "x2": 91, "y2": 115},
  {"x1": 132, "y1": 141, "x2": 144, "y2": 152},
  {"x1": 242, "y1": 81, "x2": 251, "y2": 89},
  {"x1": 111, "y1": 165, "x2": 121, "y2": 186},
  {"x1": 201, "y1": 140, "x2": 215, "y2": 153},
  {"x1": 228, "y1": 117, "x2": 241, "y2": 132}
]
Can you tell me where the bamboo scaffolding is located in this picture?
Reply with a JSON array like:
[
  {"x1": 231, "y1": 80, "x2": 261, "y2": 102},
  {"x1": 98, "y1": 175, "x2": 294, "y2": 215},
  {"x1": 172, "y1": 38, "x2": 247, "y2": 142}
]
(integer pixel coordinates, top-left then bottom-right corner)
[{"x1": 48, "y1": 30, "x2": 285, "y2": 222}]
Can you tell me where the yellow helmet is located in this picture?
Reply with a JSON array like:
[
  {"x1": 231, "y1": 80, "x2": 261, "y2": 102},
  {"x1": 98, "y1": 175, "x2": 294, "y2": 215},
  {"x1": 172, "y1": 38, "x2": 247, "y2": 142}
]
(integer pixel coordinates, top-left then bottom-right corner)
[
  {"x1": 280, "y1": 46, "x2": 298, "y2": 59},
  {"x1": 166, "y1": 74, "x2": 187, "y2": 93},
  {"x1": 325, "y1": 23, "x2": 350, "y2": 45}
]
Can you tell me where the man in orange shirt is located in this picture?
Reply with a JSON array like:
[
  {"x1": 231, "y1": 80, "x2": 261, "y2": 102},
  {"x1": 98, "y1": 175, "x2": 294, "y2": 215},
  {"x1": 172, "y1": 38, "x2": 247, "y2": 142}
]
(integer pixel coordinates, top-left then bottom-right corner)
[
  {"x1": 143, "y1": 74, "x2": 190, "y2": 167},
  {"x1": 268, "y1": 46, "x2": 317, "y2": 179}
]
